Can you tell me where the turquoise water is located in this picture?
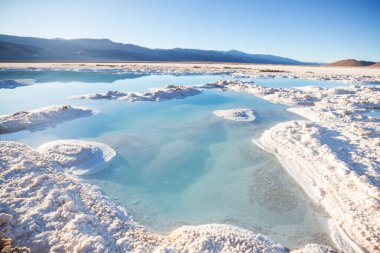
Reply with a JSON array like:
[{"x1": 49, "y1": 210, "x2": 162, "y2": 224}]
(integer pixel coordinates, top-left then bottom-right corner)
[
  {"x1": 0, "y1": 71, "x2": 334, "y2": 248},
  {"x1": 365, "y1": 109, "x2": 380, "y2": 119}
]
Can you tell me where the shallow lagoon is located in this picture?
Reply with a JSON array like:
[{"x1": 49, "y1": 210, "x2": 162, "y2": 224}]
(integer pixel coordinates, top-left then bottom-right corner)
[{"x1": 0, "y1": 71, "x2": 336, "y2": 248}]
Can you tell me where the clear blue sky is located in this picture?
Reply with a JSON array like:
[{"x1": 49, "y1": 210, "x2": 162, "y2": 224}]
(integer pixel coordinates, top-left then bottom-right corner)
[{"x1": 0, "y1": 0, "x2": 379, "y2": 62}]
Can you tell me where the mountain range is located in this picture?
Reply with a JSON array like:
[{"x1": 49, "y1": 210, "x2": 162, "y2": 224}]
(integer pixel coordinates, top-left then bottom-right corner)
[{"x1": 0, "y1": 34, "x2": 314, "y2": 65}]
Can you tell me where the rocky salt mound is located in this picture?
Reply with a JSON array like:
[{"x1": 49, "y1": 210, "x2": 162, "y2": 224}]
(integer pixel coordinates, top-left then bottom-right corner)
[
  {"x1": 71, "y1": 85, "x2": 202, "y2": 102},
  {"x1": 0, "y1": 79, "x2": 35, "y2": 89},
  {"x1": 1, "y1": 140, "x2": 334, "y2": 253},
  {"x1": 37, "y1": 140, "x2": 116, "y2": 175},
  {"x1": 213, "y1": 108, "x2": 256, "y2": 122},
  {"x1": 0, "y1": 105, "x2": 97, "y2": 134}
]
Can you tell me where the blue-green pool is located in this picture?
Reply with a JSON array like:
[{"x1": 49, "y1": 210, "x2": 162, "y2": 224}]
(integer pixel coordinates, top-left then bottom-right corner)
[{"x1": 0, "y1": 71, "x2": 335, "y2": 248}]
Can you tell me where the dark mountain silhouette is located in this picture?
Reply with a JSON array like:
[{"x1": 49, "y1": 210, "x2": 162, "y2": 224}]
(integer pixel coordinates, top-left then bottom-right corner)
[{"x1": 0, "y1": 34, "x2": 315, "y2": 65}]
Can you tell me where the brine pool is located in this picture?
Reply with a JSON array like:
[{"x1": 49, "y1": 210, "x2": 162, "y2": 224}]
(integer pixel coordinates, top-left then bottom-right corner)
[{"x1": 0, "y1": 71, "x2": 342, "y2": 249}]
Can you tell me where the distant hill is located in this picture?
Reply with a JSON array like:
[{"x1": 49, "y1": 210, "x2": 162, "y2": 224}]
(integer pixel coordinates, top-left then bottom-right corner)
[
  {"x1": 369, "y1": 62, "x2": 380, "y2": 68},
  {"x1": 0, "y1": 34, "x2": 315, "y2": 65},
  {"x1": 327, "y1": 59, "x2": 376, "y2": 67}
]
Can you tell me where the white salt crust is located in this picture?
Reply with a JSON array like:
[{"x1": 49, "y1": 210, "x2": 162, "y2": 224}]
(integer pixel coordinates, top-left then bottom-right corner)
[{"x1": 0, "y1": 105, "x2": 97, "y2": 134}]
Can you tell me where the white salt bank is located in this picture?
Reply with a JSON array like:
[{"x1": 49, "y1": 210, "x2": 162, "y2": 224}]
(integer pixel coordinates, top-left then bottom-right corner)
[
  {"x1": 249, "y1": 84, "x2": 380, "y2": 253},
  {"x1": 37, "y1": 140, "x2": 116, "y2": 175},
  {"x1": 213, "y1": 108, "x2": 256, "y2": 122},
  {"x1": 0, "y1": 105, "x2": 97, "y2": 134}
]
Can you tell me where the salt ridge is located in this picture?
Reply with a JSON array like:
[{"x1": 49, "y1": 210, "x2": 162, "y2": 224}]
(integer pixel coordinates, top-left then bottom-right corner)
[{"x1": 243, "y1": 84, "x2": 379, "y2": 252}]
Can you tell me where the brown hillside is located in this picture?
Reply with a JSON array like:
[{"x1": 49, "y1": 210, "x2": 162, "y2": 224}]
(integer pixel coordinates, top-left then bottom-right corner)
[
  {"x1": 368, "y1": 62, "x2": 380, "y2": 68},
  {"x1": 327, "y1": 59, "x2": 375, "y2": 67}
]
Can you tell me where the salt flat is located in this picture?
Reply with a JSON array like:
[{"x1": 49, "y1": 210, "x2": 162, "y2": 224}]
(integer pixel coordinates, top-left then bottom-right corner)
[{"x1": 1, "y1": 62, "x2": 379, "y2": 83}]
